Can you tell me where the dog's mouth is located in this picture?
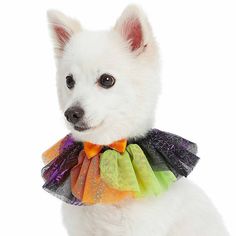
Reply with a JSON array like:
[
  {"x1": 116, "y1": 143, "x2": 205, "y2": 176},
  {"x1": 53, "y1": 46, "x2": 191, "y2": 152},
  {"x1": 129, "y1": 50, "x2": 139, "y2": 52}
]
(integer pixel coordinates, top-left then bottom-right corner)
[
  {"x1": 73, "y1": 120, "x2": 104, "y2": 132},
  {"x1": 74, "y1": 125, "x2": 90, "y2": 132}
]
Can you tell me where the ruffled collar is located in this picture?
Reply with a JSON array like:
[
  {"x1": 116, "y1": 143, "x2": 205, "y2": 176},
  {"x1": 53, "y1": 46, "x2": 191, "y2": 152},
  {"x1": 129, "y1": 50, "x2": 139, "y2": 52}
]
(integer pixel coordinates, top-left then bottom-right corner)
[{"x1": 41, "y1": 129, "x2": 199, "y2": 205}]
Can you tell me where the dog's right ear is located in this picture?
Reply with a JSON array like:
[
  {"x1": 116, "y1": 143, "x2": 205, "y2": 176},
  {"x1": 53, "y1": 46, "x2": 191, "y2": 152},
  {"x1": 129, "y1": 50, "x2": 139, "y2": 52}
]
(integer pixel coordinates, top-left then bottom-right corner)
[{"x1": 47, "y1": 10, "x2": 81, "y2": 58}]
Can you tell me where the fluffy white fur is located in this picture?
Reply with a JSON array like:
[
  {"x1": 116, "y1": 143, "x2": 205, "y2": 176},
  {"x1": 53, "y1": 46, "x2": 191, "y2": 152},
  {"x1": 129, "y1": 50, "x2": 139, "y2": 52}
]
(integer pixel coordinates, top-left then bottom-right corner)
[
  {"x1": 47, "y1": 5, "x2": 229, "y2": 236},
  {"x1": 62, "y1": 179, "x2": 228, "y2": 236}
]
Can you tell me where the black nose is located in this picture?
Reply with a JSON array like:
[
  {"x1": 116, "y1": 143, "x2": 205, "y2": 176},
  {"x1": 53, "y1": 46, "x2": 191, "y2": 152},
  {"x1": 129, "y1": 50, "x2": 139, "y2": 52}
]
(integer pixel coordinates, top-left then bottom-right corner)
[{"x1": 64, "y1": 106, "x2": 85, "y2": 124}]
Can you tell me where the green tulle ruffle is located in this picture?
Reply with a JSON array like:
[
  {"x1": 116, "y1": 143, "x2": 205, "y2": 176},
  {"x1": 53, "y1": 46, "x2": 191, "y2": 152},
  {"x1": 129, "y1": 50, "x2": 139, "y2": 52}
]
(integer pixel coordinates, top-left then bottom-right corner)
[{"x1": 100, "y1": 144, "x2": 176, "y2": 198}]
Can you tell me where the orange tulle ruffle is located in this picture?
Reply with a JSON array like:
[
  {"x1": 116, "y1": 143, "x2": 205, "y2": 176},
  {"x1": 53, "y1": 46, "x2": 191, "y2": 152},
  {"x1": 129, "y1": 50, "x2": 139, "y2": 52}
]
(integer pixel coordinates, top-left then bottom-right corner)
[{"x1": 70, "y1": 150, "x2": 134, "y2": 205}]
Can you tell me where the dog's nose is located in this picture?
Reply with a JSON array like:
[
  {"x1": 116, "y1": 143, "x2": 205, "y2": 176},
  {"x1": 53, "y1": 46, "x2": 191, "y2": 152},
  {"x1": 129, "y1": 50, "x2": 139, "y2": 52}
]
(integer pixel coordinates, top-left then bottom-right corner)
[{"x1": 64, "y1": 106, "x2": 85, "y2": 124}]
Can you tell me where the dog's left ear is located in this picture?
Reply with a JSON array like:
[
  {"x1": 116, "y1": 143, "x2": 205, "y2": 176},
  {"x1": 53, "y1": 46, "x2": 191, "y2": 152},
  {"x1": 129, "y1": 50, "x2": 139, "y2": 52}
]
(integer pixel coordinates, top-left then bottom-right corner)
[
  {"x1": 114, "y1": 5, "x2": 155, "y2": 55},
  {"x1": 47, "y1": 10, "x2": 81, "y2": 58}
]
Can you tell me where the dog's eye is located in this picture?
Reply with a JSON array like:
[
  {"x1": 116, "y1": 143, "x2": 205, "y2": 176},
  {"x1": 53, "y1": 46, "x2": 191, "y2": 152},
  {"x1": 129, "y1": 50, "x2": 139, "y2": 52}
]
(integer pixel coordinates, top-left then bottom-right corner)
[
  {"x1": 98, "y1": 74, "x2": 116, "y2": 89},
  {"x1": 66, "y1": 74, "x2": 75, "y2": 89}
]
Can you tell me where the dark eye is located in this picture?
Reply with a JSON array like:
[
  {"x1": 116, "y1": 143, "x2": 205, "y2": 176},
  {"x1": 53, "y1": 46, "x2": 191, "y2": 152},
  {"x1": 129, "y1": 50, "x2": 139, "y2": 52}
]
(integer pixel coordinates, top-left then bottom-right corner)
[
  {"x1": 98, "y1": 74, "x2": 116, "y2": 89},
  {"x1": 66, "y1": 74, "x2": 75, "y2": 89}
]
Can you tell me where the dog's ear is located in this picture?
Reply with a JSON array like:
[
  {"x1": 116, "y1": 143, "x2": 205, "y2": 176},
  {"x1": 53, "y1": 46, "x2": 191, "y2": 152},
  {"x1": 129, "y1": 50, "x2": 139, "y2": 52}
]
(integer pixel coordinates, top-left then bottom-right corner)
[
  {"x1": 114, "y1": 5, "x2": 154, "y2": 55},
  {"x1": 47, "y1": 10, "x2": 81, "y2": 58}
]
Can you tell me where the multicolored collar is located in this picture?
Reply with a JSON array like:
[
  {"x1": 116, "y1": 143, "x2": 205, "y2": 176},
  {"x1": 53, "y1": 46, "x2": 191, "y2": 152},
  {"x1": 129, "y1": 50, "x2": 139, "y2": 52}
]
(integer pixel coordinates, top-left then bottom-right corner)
[{"x1": 41, "y1": 129, "x2": 199, "y2": 206}]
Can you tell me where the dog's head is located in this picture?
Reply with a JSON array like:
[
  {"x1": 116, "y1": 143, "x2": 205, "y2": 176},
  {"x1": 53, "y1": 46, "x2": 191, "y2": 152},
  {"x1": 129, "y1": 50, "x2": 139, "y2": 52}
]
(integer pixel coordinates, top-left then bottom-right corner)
[{"x1": 48, "y1": 5, "x2": 160, "y2": 144}]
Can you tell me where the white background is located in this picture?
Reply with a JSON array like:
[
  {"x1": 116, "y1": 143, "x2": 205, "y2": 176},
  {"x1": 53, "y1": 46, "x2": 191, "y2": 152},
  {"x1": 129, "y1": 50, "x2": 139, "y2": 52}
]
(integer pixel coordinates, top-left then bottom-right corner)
[{"x1": 0, "y1": 0, "x2": 235, "y2": 235}]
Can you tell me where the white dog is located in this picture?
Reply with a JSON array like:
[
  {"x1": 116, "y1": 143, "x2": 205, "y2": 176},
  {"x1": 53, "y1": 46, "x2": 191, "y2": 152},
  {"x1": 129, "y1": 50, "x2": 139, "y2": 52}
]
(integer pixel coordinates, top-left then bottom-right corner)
[{"x1": 46, "y1": 5, "x2": 229, "y2": 236}]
